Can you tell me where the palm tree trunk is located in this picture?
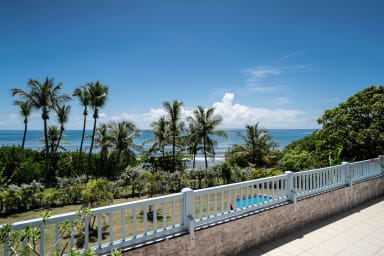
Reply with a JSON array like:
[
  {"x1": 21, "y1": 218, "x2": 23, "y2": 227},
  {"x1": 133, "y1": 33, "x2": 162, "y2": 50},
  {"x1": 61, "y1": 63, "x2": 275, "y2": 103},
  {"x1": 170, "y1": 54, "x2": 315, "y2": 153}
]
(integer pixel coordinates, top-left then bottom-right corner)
[
  {"x1": 192, "y1": 144, "x2": 197, "y2": 169},
  {"x1": 203, "y1": 137, "x2": 208, "y2": 168},
  {"x1": 78, "y1": 113, "x2": 87, "y2": 171},
  {"x1": 88, "y1": 116, "x2": 97, "y2": 176},
  {"x1": 43, "y1": 117, "x2": 49, "y2": 184},
  {"x1": 172, "y1": 133, "x2": 176, "y2": 172},
  {"x1": 20, "y1": 119, "x2": 27, "y2": 162},
  {"x1": 55, "y1": 126, "x2": 64, "y2": 153}
]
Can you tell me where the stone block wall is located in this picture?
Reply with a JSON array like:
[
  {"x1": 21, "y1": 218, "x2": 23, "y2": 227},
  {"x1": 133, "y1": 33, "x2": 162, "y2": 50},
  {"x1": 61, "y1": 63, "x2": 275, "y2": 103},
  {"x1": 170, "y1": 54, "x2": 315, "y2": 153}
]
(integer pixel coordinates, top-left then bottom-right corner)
[{"x1": 122, "y1": 176, "x2": 384, "y2": 256}]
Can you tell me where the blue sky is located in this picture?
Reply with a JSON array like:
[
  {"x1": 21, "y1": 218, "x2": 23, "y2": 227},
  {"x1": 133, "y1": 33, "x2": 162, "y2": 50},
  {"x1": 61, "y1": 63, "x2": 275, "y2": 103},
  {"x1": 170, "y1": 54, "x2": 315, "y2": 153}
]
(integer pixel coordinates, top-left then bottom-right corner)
[{"x1": 0, "y1": 0, "x2": 383, "y2": 130}]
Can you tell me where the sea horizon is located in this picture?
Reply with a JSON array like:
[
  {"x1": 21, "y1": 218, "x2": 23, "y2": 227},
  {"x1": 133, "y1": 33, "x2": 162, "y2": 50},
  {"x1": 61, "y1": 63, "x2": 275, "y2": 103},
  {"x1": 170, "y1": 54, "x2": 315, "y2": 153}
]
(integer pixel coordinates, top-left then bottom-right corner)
[
  {"x1": 0, "y1": 128, "x2": 315, "y2": 168},
  {"x1": 0, "y1": 128, "x2": 315, "y2": 151}
]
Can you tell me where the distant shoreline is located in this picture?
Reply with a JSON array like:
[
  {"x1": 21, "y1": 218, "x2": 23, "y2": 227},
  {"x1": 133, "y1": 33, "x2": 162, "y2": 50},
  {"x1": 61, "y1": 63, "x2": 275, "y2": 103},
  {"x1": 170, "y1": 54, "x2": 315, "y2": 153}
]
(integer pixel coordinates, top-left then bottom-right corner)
[{"x1": 0, "y1": 129, "x2": 315, "y2": 155}]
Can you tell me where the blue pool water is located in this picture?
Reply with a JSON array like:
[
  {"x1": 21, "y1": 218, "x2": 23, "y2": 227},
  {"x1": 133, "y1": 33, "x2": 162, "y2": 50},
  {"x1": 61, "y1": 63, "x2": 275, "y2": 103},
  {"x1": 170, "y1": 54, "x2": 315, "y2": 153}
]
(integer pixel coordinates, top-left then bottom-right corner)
[{"x1": 236, "y1": 195, "x2": 272, "y2": 208}]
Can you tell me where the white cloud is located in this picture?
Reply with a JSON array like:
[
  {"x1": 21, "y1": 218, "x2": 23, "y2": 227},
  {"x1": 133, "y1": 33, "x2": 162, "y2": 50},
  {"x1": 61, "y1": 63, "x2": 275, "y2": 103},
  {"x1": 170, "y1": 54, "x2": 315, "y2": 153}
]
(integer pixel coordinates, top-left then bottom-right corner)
[
  {"x1": 244, "y1": 66, "x2": 283, "y2": 92},
  {"x1": 273, "y1": 97, "x2": 293, "y2": 106},
  {"x1": 213, "y1": 93, "x2": 316, "y2": 129},
  {"x1": 243, "y1": 65, "x2": 309, "y2": 93},
  {"x1": 79, "y1": 93, "x2": 317, "y2": 129},
  {"x1": 246, "y1": 66, "x2": 281, "y2": 79}
]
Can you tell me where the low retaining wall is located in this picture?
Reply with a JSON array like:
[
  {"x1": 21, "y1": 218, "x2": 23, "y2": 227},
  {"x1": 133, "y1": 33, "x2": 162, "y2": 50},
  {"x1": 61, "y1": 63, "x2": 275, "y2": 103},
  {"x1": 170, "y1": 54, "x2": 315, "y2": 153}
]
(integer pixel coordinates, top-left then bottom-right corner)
[{"x1": 122, "y1": 176, "x2": 384, "y2": 256}]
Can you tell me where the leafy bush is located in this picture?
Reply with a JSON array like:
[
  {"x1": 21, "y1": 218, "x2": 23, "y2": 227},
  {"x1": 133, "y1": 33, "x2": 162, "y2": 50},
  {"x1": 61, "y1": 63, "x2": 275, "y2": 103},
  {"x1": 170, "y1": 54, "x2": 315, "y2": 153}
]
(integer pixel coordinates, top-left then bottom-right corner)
[
  {"x1": 280, "y1": 149, "x2": 317, "y2": 172},
  {"x1": 0, "y1": 181, "x2": 44, "y2": 214},
  {"x1": 81, "y1": 179, "x2": 113, "y2": 208},
  {"x1": 248, "y1": 168, "x2": 283, "y2": 180},
  {"x1": 0, "y1": 146, "x2": 44, "y2": 184}
]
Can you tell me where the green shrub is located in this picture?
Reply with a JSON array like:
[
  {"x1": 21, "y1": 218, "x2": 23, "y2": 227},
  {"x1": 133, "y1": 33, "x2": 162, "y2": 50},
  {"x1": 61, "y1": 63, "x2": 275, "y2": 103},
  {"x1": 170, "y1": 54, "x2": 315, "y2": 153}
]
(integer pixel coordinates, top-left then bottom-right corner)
[{"x1": 81, "y1": 179, "x2": 113, "y2": 208}]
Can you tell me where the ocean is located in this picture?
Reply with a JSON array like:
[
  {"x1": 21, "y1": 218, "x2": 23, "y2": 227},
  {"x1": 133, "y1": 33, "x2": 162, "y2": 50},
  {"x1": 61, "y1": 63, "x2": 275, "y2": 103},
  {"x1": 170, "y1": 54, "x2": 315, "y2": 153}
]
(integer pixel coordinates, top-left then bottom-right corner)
[{"x1": 0, "y1": 129, "x2": 314, "y2": 161}]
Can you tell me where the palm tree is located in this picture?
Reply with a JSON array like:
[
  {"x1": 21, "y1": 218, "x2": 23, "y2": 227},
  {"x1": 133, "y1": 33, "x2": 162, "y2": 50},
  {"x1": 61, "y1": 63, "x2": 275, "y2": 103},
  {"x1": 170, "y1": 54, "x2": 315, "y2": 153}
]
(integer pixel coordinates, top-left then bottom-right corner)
[
  {"x1": 87, "y1": 81, "x2": 109, "y2": 173},
  {"x1": 149, "y1": 116, "x2": 168, "y2": 157},
  {"x1": 94, "y1": 123, "x2": 111, "y2": 175},
  {"x1": 11, "y1": 77, "x2": 70, "y2": 182},
  {"x1": 188, "y1": 106, "x2": 227, "y2": 168},
  {"x1": 73, "y1": 85, "x2": 91, "y2": 169},
  {"x1": 163, "y1": 100, "x2": 184, "y2": 172},
  {"x1": 108, "y1": 121, "x2": 142, "y2": 170},
  {"x1": 13, "y1": 100, "x2": 32, "y2": 162},
  {"x1": 46, "y1": 126, "x2": 62, "y2": 154},
  {"x1": 234, "y1": 123, "x2": 277, "y2": 166},
  {"x1": 185, "y1": 122, "x2": 201, "y2": 169},
  {"x1": 54, "y1": 104, "x2": 71, "y2": 153}
]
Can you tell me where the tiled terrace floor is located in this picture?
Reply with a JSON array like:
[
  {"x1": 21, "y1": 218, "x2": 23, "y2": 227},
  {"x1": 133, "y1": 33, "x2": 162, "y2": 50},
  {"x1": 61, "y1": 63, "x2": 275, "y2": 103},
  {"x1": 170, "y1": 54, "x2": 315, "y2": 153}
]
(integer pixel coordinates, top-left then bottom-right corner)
[{"x1": 243, "y1": 196, "x2": 384, "y2": 256}]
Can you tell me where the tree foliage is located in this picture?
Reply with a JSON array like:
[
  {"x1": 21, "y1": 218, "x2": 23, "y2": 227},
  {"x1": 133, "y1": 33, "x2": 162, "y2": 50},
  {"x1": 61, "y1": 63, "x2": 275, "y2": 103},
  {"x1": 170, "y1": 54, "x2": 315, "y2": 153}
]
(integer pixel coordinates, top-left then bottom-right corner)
[
  {"x1": 187, "y1": 106, "x2": 227, "y2": 168},
  {"x1": 317, "y1": 85, "x2": 384, "y2": 162},
  {"x1": 226, "y1": 123, "x2": 278, "y2": 168},
  {"x1": 281, "y1": 85, "x2": 384, "y2": 170},
  {"x1": 11, "y1": 77, "x2": 71, "y2": 183}
]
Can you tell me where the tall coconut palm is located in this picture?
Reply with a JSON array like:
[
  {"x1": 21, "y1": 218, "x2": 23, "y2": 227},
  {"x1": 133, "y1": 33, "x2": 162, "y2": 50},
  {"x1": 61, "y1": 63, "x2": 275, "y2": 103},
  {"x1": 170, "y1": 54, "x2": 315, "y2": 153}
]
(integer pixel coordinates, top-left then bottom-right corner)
[
  {"x1": 54, "y1": 104, "x2": 71, "y2": 153},
  {"x1": 234, "y1": 123, "x2": 277, "y2": 166},
  {"x1": 87, "y1": 81, "x2": 109, "y2": 172},
  {"x1": 94, "y1": 123, "x2": 111, "y2": 175},
  {"x1": 149, "y1": 116, "x2": 168, "y2": 157},
  {"x1": 163, "y1": 100, "x2": 184, "y2": 172},
  {"x1": 185, "y1": 122, "x2": 202, "y2": 169},
  {"x1": 13, "y1": 100, "x2": 32, "y2": 162},
  {"x1": 73, "y1": 85, "x2": 90, "y2": 169},
  {"x1": 11, "y1": 77, "x2": 71, "y2": 182},
  {"x1": 108, "y1": 121, "x2": 142, "y2": 171},
  {"x1": 188, "y1": 106, "x2": 227, "y2": 168},
  {"x1": 46, "y1": 125, "x2": 63, "y2": 153}
]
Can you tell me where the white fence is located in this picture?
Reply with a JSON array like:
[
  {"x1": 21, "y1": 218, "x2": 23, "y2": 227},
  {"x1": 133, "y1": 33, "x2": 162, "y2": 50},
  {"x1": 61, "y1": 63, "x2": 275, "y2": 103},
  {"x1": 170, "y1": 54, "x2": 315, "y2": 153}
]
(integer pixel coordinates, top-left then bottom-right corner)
[{"x1": 1, "y1": 157, "x2": 383, "y2": 255}]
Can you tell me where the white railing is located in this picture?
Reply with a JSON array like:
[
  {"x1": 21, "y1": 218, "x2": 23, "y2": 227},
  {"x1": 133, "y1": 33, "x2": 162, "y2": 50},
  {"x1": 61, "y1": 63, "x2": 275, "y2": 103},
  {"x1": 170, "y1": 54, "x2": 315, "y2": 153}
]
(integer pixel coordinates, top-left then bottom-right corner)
[
  {"x1": 1, "y1": 157, "x2": 383, "y2": 255},
  {"x1": 193, "y1": 174, "x2": 289, "y2": 226},
  {"x1": 292, "y1": 163, "x2": 347, "y2": 198},
  {"x1": 350, "y1": 159, "x2": 382, "y2": 182},
  {"x1": 2, "y1": 193, "x2": 184, "y2": 255}
]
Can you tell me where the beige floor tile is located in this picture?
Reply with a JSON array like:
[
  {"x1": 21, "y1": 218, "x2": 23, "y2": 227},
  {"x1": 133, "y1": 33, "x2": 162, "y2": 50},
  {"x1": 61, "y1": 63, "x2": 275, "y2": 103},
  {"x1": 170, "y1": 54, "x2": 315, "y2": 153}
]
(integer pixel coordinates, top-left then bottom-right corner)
[
  {"x1": 266, "y1": 247, "x2": 294, "y2": 256},
  {"x1": 343, "y1": 244, "x2": 373, "y2": 256},
  {"x1": 336, "y1": 249, "x2": 361, "y2": 256},
  {"x1": 279, "y1": 243, "x2": 305, "y2": 255},
  {"x1": 354, "y1": 240, "x2": 382, "y2": 254},
  {"x1": 306, "y1": 246, "x2": 334, "y2": 256},
  {"x1": 296, "y1": 253, "x2": 312, "y2": 256},
  {"x1": 360, "y1": 237, "x2": 384, "y2": 246},
  {"x1": 290, "y1": 238, "x2": 317, "y2": 251},
  {"x1": 304, "y1": 231, "x2": 331, "y2": 242},
  {"x1": 243, "y1": 198, "x2": 384, "y2": 256},
  {"x1": 310, "y1": 240, "x2": 347, "y2": 255},
  {"x1": 331, "y1": 235, "x2": 359, "y2": 246},
  {"x1": 375, "y1": 248, "x2": 384, "y2": 256}
]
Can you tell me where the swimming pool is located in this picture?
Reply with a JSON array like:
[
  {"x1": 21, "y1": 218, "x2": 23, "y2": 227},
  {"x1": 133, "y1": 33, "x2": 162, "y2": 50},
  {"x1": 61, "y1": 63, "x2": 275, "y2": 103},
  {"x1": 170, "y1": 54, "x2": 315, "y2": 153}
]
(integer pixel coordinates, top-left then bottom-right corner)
[{"x1": 235, "y1": 195, "x2": 272, "y2": 208}]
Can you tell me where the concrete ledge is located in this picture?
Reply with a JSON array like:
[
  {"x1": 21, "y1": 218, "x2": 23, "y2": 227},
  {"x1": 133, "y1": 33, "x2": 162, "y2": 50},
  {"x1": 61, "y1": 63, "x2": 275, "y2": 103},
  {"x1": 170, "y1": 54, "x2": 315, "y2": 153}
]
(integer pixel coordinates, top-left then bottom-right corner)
[{"x1": 122, "y1": 176, "x2": 384, "y2": 256}]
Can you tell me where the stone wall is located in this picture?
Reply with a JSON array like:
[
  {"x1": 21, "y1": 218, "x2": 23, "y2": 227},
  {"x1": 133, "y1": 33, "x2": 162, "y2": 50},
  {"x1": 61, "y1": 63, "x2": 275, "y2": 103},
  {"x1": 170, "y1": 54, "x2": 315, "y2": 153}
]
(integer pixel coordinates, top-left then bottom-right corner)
[{"x1": 122, "y1": 176, "x2": 384, "y2": 256}]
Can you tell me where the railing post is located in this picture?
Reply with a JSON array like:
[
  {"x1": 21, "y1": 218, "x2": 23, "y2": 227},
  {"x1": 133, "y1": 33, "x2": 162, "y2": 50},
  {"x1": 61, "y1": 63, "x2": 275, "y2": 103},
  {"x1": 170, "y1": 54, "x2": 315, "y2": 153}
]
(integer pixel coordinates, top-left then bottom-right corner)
[
  {"x1": 4, "y1": 241, "x2": 9, "y2": 256},
  {"x1": 342, "y1": 162, "x2": 352, "y2": 190},
  {"x1": 181, "y1": 188, "x2": 195, "y2": 246},
  {"x1": 285, "y1": 171, "x2": 296, "y2": 211}
]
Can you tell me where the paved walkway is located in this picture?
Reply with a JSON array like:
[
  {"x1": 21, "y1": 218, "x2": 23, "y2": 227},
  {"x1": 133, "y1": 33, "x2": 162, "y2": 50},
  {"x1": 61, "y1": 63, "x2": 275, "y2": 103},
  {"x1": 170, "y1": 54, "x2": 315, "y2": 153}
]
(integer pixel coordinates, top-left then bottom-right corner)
[{"x1": 243, "y1": 197, "x2": 384, "y2": 256}]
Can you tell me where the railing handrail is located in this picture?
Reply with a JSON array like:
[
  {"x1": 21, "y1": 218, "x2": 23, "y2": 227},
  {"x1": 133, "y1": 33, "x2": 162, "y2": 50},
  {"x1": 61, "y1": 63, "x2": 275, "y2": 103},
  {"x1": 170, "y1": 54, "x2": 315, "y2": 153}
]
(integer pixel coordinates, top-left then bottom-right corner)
[
  {"x1": 3, "y1": 192, "x2": 184, "y2": 230},
  {"x1": 91, "y1": 192, "x2": 183, "y2": 214},
  {"x1": 194, "y1": 173, "x2": 287, "y2": 194}
]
